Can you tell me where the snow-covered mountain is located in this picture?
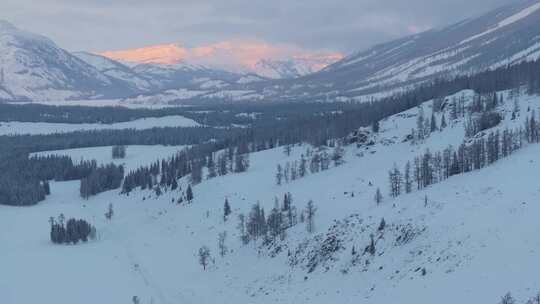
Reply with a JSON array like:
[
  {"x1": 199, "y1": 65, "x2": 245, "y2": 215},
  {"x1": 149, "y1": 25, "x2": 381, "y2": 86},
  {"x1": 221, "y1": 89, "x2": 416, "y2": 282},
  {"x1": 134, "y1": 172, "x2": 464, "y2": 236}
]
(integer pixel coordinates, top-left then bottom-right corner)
[
  {"x1": 116, "y1": 0, "x2": 540, "y2": 104},
  {"x1": 4, "y1": 0, "x2": 540, "y2": 104},
  {"x1": 98, "y1": 42, "x2": 343, "y2": 80},
  {"x1": 273, "y1": 0, "x2": 540, "y2": 102},
  {"x1": 73, "y1": 52, "x2": 154, "y2": 92},
  {"x1": 0, "y1": 21, "x2": 142, "y2": 101},
  {"x1": 0, "y1": 21, "x2": 252, "y2": 102},
  {"x1": 253, "y1": 58, "x2": 323, "y2": 79},
  {"x1": 132, "y1": 62, "x2": 242, "y2": 91}
]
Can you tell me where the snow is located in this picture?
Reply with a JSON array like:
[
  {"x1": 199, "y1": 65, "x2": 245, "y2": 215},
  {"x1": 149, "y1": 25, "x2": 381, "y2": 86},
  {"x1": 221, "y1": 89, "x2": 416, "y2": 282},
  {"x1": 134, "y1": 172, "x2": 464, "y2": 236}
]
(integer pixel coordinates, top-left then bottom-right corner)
[
  {"x1": 8, "y1": 99, "x2": 187, "y2": 109},
  {"x1": 198, "y1": 80, "x2": 229, "y2": 90},
  {"x1": 31, "y1": 145, "x2": 187, "y2": 172},
  {"x1": 0, "y1": 115, "x2": 200, "y2": 135},
  {"x1": 236, "y1": 75, "x2": 264, "y2": 84},
  {"x1": 490, "y1": 41, "x2": 540, "y2": 69},
  {"x1": 121, "y1": 89, "x2": 208, "y2": 106},
  {"x1": 235, "y1": 112, "x2": 260, "y2": 119},
  {"x1": 0, "y1": 21, "x2": 113, "y2": 101},
  {"x1": 2, "y1": 89, "x2": 540, "y2": 303},
  {"x1": 460, "y1": 1, "x2": 540, "y2": 44}
]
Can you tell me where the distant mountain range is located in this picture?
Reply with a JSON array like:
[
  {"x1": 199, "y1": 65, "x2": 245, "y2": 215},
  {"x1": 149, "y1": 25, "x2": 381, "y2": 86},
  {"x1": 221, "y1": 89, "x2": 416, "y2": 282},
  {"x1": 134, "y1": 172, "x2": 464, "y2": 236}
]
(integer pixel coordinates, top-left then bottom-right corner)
[
  {"x1": 98, "y1": 42, "x2": 343, "y2": 80},
  {"x1": 2, "y1": 0, "x2": 540, "y2": 103}
]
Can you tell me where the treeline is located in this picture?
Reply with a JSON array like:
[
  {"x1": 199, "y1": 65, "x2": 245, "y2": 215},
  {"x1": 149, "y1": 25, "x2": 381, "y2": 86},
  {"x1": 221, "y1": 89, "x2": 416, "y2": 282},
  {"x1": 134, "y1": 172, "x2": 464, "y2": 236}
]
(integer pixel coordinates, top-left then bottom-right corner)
[
  {"x1": 410, "y1": 91, "x2": 505, "y2": 143},
  {"x1": 0, "y1": 103, "x2": 195, "y2": 124},
  {"x1": 0, "y1": 155, "x2": 98, "y2": 206},
  {"x1": 497, "y1": 291, "x2": 540, "y2": 304},
  {"x1": 236, "y1": 193, "x2": 317, "y2": 246},
  {"x1": 80, "y1": 164, "x2": 124, "y2": 199},
  {"x1": 0, "y1": 153, "x2": 125, "y2": 205},
  {"x1": 49, "y1": 214, "x2": 96, "y2": 244},
  {"x1": 122, "y1": 142, "x2": 250, "y2": 193},
  {"x1": 0, "y1": 100, "x2": 360, "y2": 126},
  {"x1": 112, "y1": 145, "x2": 127, "y2": 159},
  {"x1": 276, "y1": 144, "x2": 345, "y2": 185},
  {"x1": 388, "y1": 111, "x2": 540, "y2": 198},
  {"x1": 0, "y1": 127, "x2": 242, "y2": 156}
]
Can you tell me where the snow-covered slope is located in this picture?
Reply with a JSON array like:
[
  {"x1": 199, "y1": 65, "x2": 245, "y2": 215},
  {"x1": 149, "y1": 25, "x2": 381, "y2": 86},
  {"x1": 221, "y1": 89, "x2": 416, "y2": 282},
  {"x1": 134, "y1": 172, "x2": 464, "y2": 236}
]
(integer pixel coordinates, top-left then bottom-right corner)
[
  {"x1": 164, "y1": 0, "x2": 539, "y2": 104},
  {"x1": 73, "y1": 52, "x2": 154, "y2": 92},
  {"x1": 254, "y1": 58, "x2": 321, "y2": 79},
  {"x1": 108, "y1": 1, "x2": 540, "y2": 104},
  {"x1": 98, "y1": 42, "x2": 343, "y2": 80},
  {"x1": 0, "y1": 21, "x2": 140, "y2": 101},
  {"x1": 286, "y1": 0, "x2": 540, "y2": 101},
  {"x1": 3, "y1": 88, "x2": 540, "y2": 303},
  {"x1": 132, "y1": 63, "x2": 244, "y2": 92}
]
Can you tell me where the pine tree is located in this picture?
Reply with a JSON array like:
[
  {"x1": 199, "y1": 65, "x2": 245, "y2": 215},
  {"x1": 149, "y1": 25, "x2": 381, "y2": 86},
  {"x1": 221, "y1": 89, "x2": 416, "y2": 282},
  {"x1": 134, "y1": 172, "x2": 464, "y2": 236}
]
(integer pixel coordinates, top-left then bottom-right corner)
[
  {"x1": 378, "y1": 218, "x2": 386, "y2": 231},
  {"x1": 223, "y1": 198, "x2": 231, "y2": 221},
  {"x1": 374, "y1": 188, "x2": 383, "y2": 205},
  {"x1": 299, "y1": 155, "x2": 307, "y2": 177},
  {"x1": 305, "y1": 200, "x2": 316, "y2": 233},
  {"x1": 283, "y1": 145, "x2": 292, "y2": 156},
  {"x1": 276, "y1": 164, "x2": 283, "y2": 185},
  {"x1": 207, "y1": 155, "x2": 217, "y2": 179},
  {"x1": 186, "y1": 185, "x2": 194, "y2": 203},
  {"x1": 43, "y1": 181, "x2": 51, "y2": 196},
  {"x1": 404, "y1": 161, "x2": 412, "y2": 193},
  {"x1": 440, "y1": 113, "x2": 447, "y2": 130},
  {"x1": 218, "y1": 231, "x2": 227, "y2": 257},
  {"x1": 416, "y1": 106, "x2": 425, "y2": 141},
  {"x1": 237, "y1": 214, "x2": 248, "y2": 244},
  {"x1": 389, "y1": 164, "x2": 402, "y2": 198},
  {"x1": 366, "y1": 234, "x2": 376, "y2": 256},
  {"x1": 372, "y1": 120, "x2": 380, "y2": 133},
  {"x1": 430, "y1": 112, "x2": 438, "y2": 133}
]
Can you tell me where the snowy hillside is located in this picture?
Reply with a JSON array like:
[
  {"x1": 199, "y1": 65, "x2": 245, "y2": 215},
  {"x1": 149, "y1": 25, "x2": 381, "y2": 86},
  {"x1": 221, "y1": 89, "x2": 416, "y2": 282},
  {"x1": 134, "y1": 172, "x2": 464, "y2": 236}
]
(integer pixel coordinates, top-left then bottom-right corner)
[
  {"x1": 73, "y1": 52, "x2": 154, "y2": 92},
  {"x1": 0, "y1": 21, "x2": 141, "y2": 101},
  {"x1": 2, "y1": 87, "x2": 540, "y2": 303},
  {"x1": 97, "y1": 0, "x2": 540, "y2": 104},
  {"x1": 286, "y1": 0, "x2": 540, "y2": 101},
  {"x1": 253, "y1": 56, "x2": 338, "y2": 79}
]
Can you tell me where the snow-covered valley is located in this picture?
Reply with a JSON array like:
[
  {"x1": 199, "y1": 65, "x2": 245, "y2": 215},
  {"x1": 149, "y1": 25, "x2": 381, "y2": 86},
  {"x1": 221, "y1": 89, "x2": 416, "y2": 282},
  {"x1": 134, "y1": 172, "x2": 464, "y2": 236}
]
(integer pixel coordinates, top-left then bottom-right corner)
[
  {"x1": 0, "y1": 115, "x2": 199, "y2": 135},
  {"x1": 2, "y1": 88, "x2": 540, "y2": 303}
]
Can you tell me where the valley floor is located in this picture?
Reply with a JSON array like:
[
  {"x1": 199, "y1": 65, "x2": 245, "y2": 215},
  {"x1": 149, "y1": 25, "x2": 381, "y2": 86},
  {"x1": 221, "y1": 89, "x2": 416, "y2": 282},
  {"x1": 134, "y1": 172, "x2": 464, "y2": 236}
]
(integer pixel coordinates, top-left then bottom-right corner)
[{"x1": 1, "y1": 90, "x2": 540, "y2": 304}]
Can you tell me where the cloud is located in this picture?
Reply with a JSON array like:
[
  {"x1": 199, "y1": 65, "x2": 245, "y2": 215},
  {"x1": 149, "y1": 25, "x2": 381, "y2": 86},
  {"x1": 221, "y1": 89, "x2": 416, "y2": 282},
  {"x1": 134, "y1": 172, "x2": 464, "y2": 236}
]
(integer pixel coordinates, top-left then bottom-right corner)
[{"x1": 1, "y1": 0, "x2": 514, "y2": 54}]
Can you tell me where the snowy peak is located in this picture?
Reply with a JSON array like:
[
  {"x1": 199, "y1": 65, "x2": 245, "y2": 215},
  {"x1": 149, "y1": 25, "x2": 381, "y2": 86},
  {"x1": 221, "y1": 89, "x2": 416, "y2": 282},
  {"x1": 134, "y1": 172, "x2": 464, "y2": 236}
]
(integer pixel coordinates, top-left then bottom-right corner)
[
  {"x1": 253, "y1": 56, "x2": 338, "y2": 79},
  {"x1": 98, "y1": 41, "x2": 343, "y2": 80},
  {"x1": 73, "y1": 52, "x2": 154, "y2": 91},
  {"x1": 0, "y1": 21, "x2": 140, "y2": 101}
]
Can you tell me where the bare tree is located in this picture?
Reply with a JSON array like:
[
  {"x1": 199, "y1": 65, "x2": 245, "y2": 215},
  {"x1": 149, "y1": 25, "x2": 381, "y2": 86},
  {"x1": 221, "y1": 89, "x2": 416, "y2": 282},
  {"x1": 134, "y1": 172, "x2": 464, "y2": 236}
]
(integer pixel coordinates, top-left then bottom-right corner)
[
  {"x1": 218, "y1": 231, "x2": 227, "y2": 257},
  {"x1": 105, "y1": 203, "x2": 114, "y2": 220},
  {"x1": 198, "y1": 246, "x2": 211, "y2": 270},
  {"x1": 500, "y1": 292, "x2": 515, "y2": 304},
  {"x1": 305, "y1": 200, "x2": 316, "y2": 233},
  {"x1": 276, "y1": 164, "x2": 283, "y2": 185}
]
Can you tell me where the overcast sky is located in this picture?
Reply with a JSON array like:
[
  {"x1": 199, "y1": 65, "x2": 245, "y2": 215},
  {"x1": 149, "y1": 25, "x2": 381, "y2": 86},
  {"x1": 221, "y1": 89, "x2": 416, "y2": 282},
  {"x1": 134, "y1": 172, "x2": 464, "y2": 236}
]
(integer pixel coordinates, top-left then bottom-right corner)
[{"x1": 2, "y1": 0, "x2": 514, "y2": 54}]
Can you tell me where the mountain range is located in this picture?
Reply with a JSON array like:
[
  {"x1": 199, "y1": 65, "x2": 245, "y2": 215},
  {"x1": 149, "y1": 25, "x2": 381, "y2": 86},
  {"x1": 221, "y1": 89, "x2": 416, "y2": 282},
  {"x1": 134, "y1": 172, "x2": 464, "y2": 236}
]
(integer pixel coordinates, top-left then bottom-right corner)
[{"x1": 1, "y1": 0, "x2": 540, "y2": 103}]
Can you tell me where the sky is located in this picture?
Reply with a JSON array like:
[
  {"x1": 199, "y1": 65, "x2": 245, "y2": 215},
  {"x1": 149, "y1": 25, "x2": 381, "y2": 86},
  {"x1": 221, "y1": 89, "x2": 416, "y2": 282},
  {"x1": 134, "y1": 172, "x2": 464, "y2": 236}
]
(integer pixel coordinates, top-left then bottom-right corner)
[{"x1": 2, "y1": 0, "x2": 514, "y2": 55}]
